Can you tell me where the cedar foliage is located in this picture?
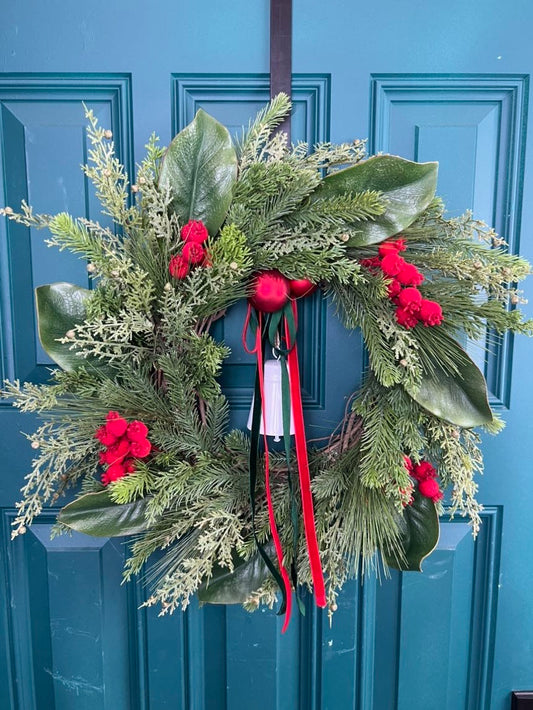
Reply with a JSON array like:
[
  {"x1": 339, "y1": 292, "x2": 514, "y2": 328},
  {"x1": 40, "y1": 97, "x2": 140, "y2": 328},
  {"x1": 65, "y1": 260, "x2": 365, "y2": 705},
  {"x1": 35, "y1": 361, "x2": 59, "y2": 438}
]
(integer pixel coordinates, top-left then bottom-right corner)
[{"x1": 1, "y1": 95, "x2": 531, "y2": 612}]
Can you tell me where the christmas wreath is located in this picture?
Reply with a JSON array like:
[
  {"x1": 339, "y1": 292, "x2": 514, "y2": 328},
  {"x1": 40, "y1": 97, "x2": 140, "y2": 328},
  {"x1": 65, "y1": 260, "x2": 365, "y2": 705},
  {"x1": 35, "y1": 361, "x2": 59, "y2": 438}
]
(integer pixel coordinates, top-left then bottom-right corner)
[{"x1": 2, "y1": 94, "x2": 531, "y2": 629}]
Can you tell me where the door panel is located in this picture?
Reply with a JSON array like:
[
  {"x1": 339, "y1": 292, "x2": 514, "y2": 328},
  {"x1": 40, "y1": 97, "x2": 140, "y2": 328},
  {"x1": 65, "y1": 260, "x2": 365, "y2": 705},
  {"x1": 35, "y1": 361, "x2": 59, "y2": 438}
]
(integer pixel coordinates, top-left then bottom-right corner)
[
  {"x1": 0, "y1": 2, "x2": 532, "y2": 709},
  {"x1": 0, "y1": 75, "x2": 133, "y2": 384},
  {"x1": 370, "y1": 74, "x2": 528, "y2": 405}
]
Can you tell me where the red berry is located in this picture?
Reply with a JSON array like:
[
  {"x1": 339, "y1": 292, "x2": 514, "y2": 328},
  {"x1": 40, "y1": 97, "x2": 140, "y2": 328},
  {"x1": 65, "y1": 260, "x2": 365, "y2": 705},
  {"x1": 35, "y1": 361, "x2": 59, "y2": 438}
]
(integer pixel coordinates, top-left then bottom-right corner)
[
  {"x1": 123, "y1": 458, "x2": 137, "y2": 474},
  {"x1": 130, "y1": 438, "x2": 151, "y2": 459},
  {"x1": 103, "y1": 437, "x2": 131, "y2": 465},
  {"x1": 169, "y1": 254, "x2": 190, "y2": 279},
  {"x1": 395, "y1": 305, "x2": 418, "y2": 329},
  {"x1": 396, "y1": 263, "x2": 424, "y2": 286},
  {"x1": 380, "y1": 253, "x2": 407, "y2": 277},
  {"x1": 378, "y1": 238, "x2": 406, "y2": 257},
  {"x1": 412, "y1": 461, "x2": 437, "y2": 481},
  {"x1": 182, "y1": 241, "x2": 206, "y2": 265},
  {"x1": 419, "y1": 299, "x2": 443, "y2": 327},
  {"x1": 397, "y1": 287, "x2": 422, "y2": 313},
  {"x1": 95, "y1": 425, "x2": 117, "y2": 447},
  {"x1": 102, "y1": 461, "x2": 127, "y2": 486},
  {"x1": 387, "y1": 278, "x2": 402, "y2": 300},
  {"x1": 419, "y1": 477, "x2": 443, "y2": 502},
  {"x1": 360, "y1": 257, "x2": 382, "y2": 271},
  {"x1": 403, "y1": 455, "x2": 414, "y2": 475},
  {"x1": 127, "y1": 420, "x2": 149, "y2": 442},
  {"x1": 180, "y1": 219, "x2": 209, "y2": 243},
  {"x1": 105, "y1": 411, "x2": 128, "y2": 437}
]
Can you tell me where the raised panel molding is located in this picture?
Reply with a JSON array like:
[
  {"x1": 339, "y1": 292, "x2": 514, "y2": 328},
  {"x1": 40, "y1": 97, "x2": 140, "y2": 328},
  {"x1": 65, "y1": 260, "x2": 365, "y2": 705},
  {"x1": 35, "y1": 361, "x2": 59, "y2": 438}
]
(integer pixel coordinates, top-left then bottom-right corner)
[
  {"x1": 0, "y1": 74, "x2": 133, "y2": 387},
  {"x1": 370, "y1": 74, "x2": 529, "y2": 408},
  {"x1": 171, "y1": 73, "x2": 330, "y2": 148},
  {"x1": 171, "y1": 73, "x2": 331, "y2": 409},
  {"x1": 1, "y1": 509, "x2": 143, "y2": 709},
  {"x1": 373, "y1": 507, "x2": 502, "y2": 710}
]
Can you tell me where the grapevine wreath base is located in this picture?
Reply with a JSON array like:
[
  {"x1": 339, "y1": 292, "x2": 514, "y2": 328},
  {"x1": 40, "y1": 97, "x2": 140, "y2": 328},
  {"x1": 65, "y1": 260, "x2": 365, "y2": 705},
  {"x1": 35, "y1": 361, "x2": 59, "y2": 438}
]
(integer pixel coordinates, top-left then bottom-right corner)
[{"x1": 2, "y1": 95, "x2": 531, "y2": 629}]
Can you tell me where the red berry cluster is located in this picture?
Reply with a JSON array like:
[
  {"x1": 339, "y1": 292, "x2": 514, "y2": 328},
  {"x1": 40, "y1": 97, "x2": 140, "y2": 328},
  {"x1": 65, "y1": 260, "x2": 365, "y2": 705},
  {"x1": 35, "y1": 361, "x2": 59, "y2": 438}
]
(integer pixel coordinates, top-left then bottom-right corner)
[
  {"x1": 360, "y1": 238, "x2": 443, "y2": 329},
  {"x1": 404, "y1": 456, "x2": 443, "y2": 503},
  {"x1": 169, "y1": 219, "x2": 209, "y2": 280},
  {"x1": 95, "y1": 411, "x2": 152, "y2": 486}
]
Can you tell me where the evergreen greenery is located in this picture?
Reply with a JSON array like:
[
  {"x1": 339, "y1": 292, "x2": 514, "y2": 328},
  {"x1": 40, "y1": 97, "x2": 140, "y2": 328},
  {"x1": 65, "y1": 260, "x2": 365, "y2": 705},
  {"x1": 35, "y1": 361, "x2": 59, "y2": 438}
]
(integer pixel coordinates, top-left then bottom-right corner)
[{"x1": 1, "y1": 94, "x2": 531, "y2": 614}]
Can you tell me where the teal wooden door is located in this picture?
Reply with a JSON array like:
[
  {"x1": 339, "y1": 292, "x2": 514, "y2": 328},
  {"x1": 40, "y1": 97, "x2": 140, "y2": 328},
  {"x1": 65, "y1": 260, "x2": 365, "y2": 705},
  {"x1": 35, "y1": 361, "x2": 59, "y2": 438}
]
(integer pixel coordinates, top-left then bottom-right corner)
[{"x1": 1, "y1": 2, "x2": 532, "y2": 708}]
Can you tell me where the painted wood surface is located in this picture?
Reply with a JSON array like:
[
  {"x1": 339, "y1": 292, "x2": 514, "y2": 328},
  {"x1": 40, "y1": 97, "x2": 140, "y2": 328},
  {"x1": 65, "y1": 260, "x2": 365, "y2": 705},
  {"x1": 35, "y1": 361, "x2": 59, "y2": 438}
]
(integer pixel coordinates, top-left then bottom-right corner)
[{"x1": 0, "y1": 2, "x2": 532, "y2": 708}]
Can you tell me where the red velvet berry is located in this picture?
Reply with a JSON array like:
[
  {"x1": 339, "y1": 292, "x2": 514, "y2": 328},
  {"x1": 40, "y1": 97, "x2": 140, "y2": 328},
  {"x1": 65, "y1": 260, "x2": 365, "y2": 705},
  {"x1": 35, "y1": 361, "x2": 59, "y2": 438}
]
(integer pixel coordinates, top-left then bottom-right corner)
[
  {"x1": 380, "y1": 253, "x2": 407, "y2": 277},
  {"x1": 396, "y1": 263, "x2": 424, "y2": 286},
  {"x1": 395, "y1": 305, "x2": 419, "y2": 329},
  {"x1": 378, "y1": 238, "x2": 406, "y2": 257},
  {"x1": 127, "y1": 420, "x2": 149, "y2": 442},
  {"x1": 105, "y1": 411, "x2": 128, "y2": 437},
  {"x1": 419, "y1": 299, "x2": 443, "y2": 327},
  {"x1": 123, "y1": 458, "x2": 137, "y2": 474},
  {"x1": 249, "y1": 270, "x2": 290, "y2": 313},
  {"x1": 387, "y1": 278, "x2": 403, "y2": 300},
  {"x1": 130, "y1": 438, "x2": 152, "y2": 459},
  {"x1": 102, "y1": 461, "x2": 127, "y2": 486},
  {"x1": 418, "y1": 477, "x2": 443, "y2": 502},
  {"x1": 103, "y1": 437, "x2": 131, "y2": 465},
  {"x1": 180, "y1": 219, "x2": 209, "y2": 244},
  {"x1": 403, "y1": 455, "x2": 414, "y2": 475},
  {"x1": 360, "y1": 257, "x2": 382, "y2": 271},
  {"x1": 412, "y1": 461, "x2": 437, "y2": 482},
  {"x1": 95, "y1": 425, "x2": 117, "y2": 447},
  {"x1": 397, "y1": 287, "x2": 422, "y2": 313},
  {"x1": 289, "y1": 278, "x2": 317, "y2": 299},
  {"x1": 182, "y1": 241, "x2": 206, "y2": 265},
  {"x1": 169, "y1": 254, "x2": 190, "y2": 280}
]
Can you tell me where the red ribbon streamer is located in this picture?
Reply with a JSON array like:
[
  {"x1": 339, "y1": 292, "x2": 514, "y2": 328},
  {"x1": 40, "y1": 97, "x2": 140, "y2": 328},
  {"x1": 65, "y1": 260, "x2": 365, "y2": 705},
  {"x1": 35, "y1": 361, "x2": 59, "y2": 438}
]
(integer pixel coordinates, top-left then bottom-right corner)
[
  {"x1": 285, "y1": 300, "x2": 326, "y2": 608},
  {"x1": 254, "y1": 313, "x2": 293, "y2": 632}
]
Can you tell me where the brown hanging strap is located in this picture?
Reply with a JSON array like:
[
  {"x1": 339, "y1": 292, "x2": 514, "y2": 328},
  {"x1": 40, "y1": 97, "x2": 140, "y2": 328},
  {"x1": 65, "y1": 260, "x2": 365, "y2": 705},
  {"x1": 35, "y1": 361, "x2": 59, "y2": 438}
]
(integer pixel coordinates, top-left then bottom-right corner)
[{"x1": 270, "y1": 0, "x2": 292, "y2": 142}]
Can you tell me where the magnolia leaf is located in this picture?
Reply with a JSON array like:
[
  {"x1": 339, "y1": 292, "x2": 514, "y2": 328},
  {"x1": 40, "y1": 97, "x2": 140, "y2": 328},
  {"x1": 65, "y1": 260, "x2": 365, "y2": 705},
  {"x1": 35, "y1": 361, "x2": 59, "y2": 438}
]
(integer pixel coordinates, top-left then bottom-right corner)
[
  {"x1": 58, "y1": 490, "x2": 151, "y2": 537},
  {"x1": 407, "y1": 335, "x2": 493, "y2": 428},
  {"x1": 385, "y1": 491, "x2": 440, "y2": 572},
  {"x1": 159, "y1": 109, "x2": 238, "y2": 235},
  {"x1": 197, "y1": 545, "x2": 272, "y2": 604},
  {"x1": 318, "y1": 155, "x2": 438, "y2": 245},
  {"x1": 36, "y1": 282, "x2": 92, "y2": 372}
]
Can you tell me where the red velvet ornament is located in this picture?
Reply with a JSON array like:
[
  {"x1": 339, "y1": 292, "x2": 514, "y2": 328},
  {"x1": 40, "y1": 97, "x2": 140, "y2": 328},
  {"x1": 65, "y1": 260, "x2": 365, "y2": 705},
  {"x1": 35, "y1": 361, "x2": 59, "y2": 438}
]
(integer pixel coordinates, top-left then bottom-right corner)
[
  {"x1": 249, "y1": 270, "x2": 290, "y2": 313},
  {"x1": 289, "y1": 278, "x2": 317, "y2": 299}
]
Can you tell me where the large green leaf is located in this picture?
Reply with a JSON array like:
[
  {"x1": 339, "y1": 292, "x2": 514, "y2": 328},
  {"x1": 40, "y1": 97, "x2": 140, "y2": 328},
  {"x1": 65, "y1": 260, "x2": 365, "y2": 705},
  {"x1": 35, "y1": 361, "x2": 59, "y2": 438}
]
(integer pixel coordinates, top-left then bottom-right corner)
[
  {"x1": 197, "y1": 545, "x2": 272, "y2": 604},
  {"x1": 318, "y1": 155, "x2": 438, "y2": 246},
  {"x1": 385, "y1": 491, "x2": 440, "y2": 571},
  {"x1": 58, "y1": 490, "x2": 151, "y2": 537},
  {"x1": 159, "y1": 109, "x2": 238, "y2": 235},
  {"x1": 407, "y1": 335, "x2": 493, "y2": 428},
  {"x1": 36, "y1": 282, "x2": 91, "y2": 372}
]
